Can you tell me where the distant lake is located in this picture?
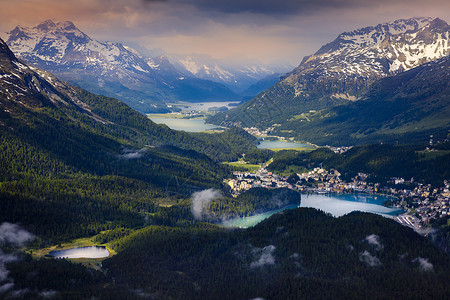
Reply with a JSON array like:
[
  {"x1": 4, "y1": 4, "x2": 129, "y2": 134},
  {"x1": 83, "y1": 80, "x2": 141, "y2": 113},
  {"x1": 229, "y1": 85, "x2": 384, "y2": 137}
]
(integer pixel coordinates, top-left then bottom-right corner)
[
  {"x1": 257, "y1": 140, "x2": 312, "y2": 149},
  {"x1": 48, "y1": 246, "x2": 109, "y2": 259},
  {"x1": 149, "y1": 117, "x2": 220, "y2": 132},
  {"x1": 222, "y1": 194, "x2": 402, "y2": 228},
  {"x1": 149, "y1": 101, "x2": 238, "y2": 132}
]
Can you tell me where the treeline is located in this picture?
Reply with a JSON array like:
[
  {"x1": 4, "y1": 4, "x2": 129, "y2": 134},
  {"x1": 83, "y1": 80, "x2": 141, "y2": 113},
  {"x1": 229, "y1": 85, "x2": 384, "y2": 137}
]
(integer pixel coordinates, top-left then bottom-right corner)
[
  {"x1": 0, "y1": 177, "x2": 155, "y2": 244},
  {"x1": 268, "y1": 144, "x2": 450, "y2": 186},
  {"x1": 244, "y1": 148, "x2": 274, "y2": 164}
]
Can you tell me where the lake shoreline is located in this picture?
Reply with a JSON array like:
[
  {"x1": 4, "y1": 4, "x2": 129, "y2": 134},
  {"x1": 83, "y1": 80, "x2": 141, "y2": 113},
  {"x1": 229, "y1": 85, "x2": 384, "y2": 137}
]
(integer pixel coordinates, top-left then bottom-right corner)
[{"x1": 222, "y1": 193, "x2": 403, "y2": 228}]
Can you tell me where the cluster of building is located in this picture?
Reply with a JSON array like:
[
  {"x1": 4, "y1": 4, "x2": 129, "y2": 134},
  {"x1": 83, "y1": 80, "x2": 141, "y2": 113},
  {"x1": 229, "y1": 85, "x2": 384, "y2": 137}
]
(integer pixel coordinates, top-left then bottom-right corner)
[
  {"x1": 326, "y1": 145, "x2": 353, "y2": 154},
  {"x1": 243, "y1": 126, "x2": 280, "y2": 138},
  {"x1": 225, "y1": 166, "x2": 450, "y2": 229},
  {"x1": 388, "y1": 182, "x2": 450, "y2": 223},
  {"x1": 226, "y1": 167, "x2": 374, "y2": 196}
]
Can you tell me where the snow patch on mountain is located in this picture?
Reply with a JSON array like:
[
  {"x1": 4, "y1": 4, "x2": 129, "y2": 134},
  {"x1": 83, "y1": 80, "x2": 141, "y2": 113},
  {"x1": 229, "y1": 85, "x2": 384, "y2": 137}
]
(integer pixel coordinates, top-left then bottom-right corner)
[{"x1": 295, "y1": 17, "x2": 449, "y2": 81}]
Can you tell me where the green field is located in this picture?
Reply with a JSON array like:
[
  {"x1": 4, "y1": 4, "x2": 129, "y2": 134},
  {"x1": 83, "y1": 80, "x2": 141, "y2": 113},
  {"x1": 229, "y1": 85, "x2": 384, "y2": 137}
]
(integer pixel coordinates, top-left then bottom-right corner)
[{"x1": 224, "y1": 161, "x2": 261, "y2": 172}]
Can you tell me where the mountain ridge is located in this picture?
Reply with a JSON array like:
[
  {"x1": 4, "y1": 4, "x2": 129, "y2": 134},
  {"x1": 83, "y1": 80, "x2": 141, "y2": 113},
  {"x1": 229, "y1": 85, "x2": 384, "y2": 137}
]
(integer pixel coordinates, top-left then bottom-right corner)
[
  {"x1": 3, "y1": 20, "x2": 240, "y2": 113},
  {"x1": 0, "y1": 37, "x2": 257, "y2": 162},
  {"x1": 272, "y1": 55, "x2": 450, "y2": 146},
  {"x1": 164, "y1": 52, "x2": 293, "y2": 92},
  {"x1": 208, "y1": 17, "x2": 450, "y2": 133},
  {"x1": 3, "y1": 20, "x2": 292, "y2": 112}
]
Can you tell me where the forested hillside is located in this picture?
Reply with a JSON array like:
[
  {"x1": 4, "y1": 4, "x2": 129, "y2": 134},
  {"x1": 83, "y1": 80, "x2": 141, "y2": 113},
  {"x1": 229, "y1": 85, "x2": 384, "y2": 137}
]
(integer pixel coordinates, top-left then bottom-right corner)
[
  {"x1": 0, "y1": 38, "x2": 256, "y2": 244},
  {"x1": 268, "y1": 144, "x2": 450, "y2": 186},
  {"x1": 101, "y1": 208, "x2": 450, "y2": 299},
  {"x1": 271, "y1": 56, "x2": 450, "y2": 146}
]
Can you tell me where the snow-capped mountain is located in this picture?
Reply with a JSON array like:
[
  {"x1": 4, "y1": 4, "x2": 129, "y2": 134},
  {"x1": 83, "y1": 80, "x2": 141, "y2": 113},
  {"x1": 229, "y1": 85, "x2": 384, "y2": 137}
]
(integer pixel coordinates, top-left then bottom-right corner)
[
  {"x1": 272, "y1": 55, "x2": 450, "y2": 146},
  {"x1": 0, "y1": 36, "x2": 113, "y2": 123},
  {"x1": 305, "y1": 17, "x2": 449, "y2": 78},
  {"x1": 3, "y1": 20, "x2": 238, "y2": 113},
  {"x1": 6, "y1": 20, "x2": 156, "y2": 77},
  {"x1": 209, "y1": 17, "x2": 450, "y2": 128},
  {"x1": 164, "y1": 53, "x2": 293, "y2": 92}
]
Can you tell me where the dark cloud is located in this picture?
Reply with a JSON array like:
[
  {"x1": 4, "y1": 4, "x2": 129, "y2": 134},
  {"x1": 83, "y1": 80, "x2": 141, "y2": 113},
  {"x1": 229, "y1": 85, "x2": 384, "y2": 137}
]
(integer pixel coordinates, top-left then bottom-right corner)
[
  {"x1": 2, "y1": 1, "x2": 449, "y2": 65},
  {"x1": 143, "y1": 0, "x2": 369, "y2": 16}
]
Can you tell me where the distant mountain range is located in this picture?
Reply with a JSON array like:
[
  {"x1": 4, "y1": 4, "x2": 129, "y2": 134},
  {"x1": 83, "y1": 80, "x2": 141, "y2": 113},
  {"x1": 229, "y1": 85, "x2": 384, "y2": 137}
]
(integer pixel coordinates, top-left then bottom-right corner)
[
  {"x1": 209, "y1": 17, "x2": 450, "y2": 145},
  {"x1": 2, "y1": 20, "x2": 291, "y2": 113},
  {"x1": 162, "y1": 53, "x2": 292, "y2": 93}
]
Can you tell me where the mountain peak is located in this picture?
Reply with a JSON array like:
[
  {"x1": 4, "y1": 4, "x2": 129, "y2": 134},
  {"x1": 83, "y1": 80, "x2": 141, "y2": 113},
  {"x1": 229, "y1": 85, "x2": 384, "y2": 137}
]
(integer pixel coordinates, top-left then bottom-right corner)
[
  {"x1": 314, "y1": 17, "x2": 437, "y2": 56},
  {"x1": 427, "y1": 17, "x2": 449, "y2": 30},
  {"x1": 35, "y1": 19, "x2": 57, "y2": 31},
  {"x1": 34, "y1": 19, "x2": 77, "y2": 32}
]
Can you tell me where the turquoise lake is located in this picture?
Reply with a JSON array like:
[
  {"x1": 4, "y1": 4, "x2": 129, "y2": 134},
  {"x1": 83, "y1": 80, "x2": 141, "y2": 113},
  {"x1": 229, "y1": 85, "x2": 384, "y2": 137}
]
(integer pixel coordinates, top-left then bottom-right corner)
[{"x1": 222, "y1": 194, "x2": 403, "y2": 228}]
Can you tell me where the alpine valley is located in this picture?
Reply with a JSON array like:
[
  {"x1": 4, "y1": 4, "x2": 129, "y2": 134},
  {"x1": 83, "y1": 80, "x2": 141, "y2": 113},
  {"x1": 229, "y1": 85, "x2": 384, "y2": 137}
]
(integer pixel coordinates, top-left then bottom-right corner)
[
  {"x1": 209, "y1": 17, "x2": 450, "y2": 145},
  {"x1": 2, "y1": 20, "x2": 292, "y2": 113},
  {"x1": 1, "y1": 14, "x2": 450, "y2": 300}
]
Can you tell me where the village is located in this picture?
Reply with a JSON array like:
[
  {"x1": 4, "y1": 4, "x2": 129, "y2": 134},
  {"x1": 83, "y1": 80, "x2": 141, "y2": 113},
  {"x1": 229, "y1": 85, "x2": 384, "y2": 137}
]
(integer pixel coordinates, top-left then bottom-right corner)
[{"x1": 225, "y1": 165, "x2": 450, "y2": 232}]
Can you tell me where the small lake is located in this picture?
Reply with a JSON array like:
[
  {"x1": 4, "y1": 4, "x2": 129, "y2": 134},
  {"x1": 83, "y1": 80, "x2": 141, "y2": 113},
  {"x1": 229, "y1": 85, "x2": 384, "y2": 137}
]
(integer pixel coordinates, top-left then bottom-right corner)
[
  {"x1": 48, "y1": 246, "x2": 109, "y2": 259},
  {"x1": 257, "y1": 140, "x2": 312, "y2": 149},
  {"x1": 149, "y1": 117, "x2": 221, "y2": 132},
  {"x1": 222, "y1": 194, "x2": 403, "y2": 228}
]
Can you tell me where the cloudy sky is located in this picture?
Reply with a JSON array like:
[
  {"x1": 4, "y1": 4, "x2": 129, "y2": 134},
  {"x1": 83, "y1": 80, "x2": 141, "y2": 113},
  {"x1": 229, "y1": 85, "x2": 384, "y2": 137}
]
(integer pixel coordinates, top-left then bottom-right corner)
[{"x1": 1, "y1": 0, "x2": 449, "y2": 65}]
